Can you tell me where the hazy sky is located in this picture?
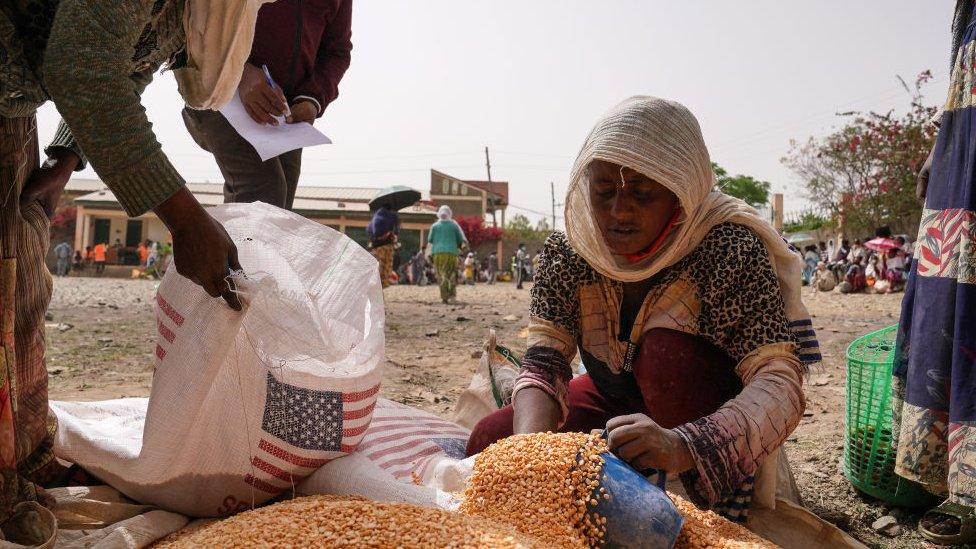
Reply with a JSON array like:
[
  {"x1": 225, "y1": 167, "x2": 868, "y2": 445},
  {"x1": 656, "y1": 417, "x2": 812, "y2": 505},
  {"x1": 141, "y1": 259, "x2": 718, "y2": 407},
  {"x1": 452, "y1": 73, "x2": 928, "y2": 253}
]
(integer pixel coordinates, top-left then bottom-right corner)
[{"x1": 37, "y1": 0, "x2": 953, "y2": 228}]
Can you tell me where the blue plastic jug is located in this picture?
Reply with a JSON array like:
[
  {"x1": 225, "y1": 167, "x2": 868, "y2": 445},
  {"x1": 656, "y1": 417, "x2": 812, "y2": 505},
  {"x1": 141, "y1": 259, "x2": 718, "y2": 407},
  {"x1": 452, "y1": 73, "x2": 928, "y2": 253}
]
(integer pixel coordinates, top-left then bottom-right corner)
[{"x1": 586, "y1": 434, "x2": 684, "y2": 548}]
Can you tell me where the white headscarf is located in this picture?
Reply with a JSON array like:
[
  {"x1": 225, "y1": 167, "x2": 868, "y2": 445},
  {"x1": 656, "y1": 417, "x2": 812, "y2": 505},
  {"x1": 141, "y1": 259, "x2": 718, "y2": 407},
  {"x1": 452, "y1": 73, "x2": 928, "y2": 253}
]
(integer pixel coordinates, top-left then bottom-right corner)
[
  {"x1": 564, "y1": 96, "x2": 811, "y2": 331},
  {"x1": 175, "y1": 0, "x2": 275, "y2": 110},
  {"x1": 437, "y1": 205, "x2": 453, "y2": 220}
]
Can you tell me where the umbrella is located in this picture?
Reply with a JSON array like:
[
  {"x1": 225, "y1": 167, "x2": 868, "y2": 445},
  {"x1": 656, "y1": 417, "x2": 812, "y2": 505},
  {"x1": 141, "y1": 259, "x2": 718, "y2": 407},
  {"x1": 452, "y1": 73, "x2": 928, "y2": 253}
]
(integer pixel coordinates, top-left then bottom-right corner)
[
  {"x1": 369, "y1": 186, "x2": 422, "y2": 211},
  {"x1": 864, "y1": 237, "x2": 900, "y2": 252}
]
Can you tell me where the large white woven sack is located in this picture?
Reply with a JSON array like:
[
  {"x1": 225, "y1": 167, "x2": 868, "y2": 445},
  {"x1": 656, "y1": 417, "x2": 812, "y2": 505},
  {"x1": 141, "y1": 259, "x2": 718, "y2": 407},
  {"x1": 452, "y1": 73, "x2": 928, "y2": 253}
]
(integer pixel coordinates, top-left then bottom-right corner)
[{"x1": 52, "y1": 202, "x2": 385, "y2": 517}]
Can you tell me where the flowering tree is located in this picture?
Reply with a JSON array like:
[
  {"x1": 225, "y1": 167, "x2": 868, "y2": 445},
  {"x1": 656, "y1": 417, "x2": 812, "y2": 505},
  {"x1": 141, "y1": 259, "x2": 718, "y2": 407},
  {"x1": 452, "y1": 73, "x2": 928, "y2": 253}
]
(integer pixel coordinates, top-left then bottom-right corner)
[
  {"x1": 782, "y1": 71, "x2": 937, "y2": 237},
  {"x1": 454, "y1": 215, "x2": 503, "y2": 249}
]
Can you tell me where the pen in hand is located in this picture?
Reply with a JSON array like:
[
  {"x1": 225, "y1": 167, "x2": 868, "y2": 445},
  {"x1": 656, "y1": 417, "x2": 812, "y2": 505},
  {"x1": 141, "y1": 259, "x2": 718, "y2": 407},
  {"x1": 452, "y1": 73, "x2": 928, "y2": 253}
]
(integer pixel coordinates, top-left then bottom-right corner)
[{"x1": 261, "y1": 64, "x2": 291, "y2": 119}]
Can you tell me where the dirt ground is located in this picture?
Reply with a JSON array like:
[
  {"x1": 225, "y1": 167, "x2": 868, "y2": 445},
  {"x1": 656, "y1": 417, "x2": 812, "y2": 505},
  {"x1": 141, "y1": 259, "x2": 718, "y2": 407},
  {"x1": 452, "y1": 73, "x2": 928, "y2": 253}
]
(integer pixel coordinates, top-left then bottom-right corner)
[{"x1": 45, "y1": 277, "x2": 926, "y2": 548}]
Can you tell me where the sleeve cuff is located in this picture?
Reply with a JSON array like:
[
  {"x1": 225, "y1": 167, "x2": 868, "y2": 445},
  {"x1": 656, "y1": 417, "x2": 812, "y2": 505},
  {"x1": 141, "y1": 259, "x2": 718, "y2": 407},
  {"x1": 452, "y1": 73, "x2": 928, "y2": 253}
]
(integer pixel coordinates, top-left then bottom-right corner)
[
  {"x1": 293, "y1": 95, "x2": 323, "y2": 116},
  {"x1": 675, "y1": 419, "x2": 730, "y2": 507},
  {"x1": 105, "y1": 150, "x2": 185, "y2": 217},
  {"x1": 45, "y1": 120, "x2": 88, "y2": 171}
]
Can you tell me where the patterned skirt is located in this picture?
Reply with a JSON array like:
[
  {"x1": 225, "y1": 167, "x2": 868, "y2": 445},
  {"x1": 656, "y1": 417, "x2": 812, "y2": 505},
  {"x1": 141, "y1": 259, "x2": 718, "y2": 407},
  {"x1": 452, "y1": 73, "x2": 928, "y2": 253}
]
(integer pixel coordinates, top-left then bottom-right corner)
[{"x1": 892, "y1": 16, "x2": 976, "y2": 505}]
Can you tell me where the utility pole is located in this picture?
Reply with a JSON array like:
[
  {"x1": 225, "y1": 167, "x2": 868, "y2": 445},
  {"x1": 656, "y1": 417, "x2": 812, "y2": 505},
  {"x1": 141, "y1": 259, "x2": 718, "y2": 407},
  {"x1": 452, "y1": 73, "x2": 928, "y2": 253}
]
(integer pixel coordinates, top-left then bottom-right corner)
[
  {"x1": 550, "y1": 182, "x2": 556, "y2": 231},
  {"x1": 484, "y1": 146, "x2": 492, "y2": 183}
]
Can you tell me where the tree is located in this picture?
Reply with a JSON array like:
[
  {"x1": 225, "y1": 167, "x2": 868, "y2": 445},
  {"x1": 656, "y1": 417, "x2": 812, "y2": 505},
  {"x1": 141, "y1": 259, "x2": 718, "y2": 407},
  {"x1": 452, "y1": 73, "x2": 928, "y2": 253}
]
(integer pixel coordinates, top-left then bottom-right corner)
[
  {"x1": 712, "y1": 163, "x2": 771, "y2": 207},
  {"x1": 782, "y1": 71, "x2": 937, "y2": 237},
  {"x1": 454, "y1": 215, "x2": 503, "y2": 249},
  {"x1": 535, "y1": 217, "x2": 552, "y2": 232},
  {"x1": 504, "y1": 213, "x2": 539, "y2": 242}
]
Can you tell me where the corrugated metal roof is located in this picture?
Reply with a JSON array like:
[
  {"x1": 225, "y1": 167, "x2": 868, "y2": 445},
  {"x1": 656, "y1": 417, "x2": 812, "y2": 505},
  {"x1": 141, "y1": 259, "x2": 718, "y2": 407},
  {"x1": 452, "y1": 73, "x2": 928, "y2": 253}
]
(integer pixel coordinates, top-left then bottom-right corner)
[
  {"x1": 73, "y1": 188, "x2": 438, "y2": 217},
  {"x1": 68, "y1": 179, "x2": 430, "y2": 203}
]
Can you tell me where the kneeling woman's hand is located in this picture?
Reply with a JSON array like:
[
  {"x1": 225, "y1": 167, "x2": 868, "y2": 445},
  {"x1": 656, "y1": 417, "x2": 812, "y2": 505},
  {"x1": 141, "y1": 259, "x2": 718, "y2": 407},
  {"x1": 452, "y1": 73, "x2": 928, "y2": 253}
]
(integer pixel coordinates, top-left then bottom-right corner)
[{"x1": 606, "y1": 414, "x2": 694, "y2": 474}]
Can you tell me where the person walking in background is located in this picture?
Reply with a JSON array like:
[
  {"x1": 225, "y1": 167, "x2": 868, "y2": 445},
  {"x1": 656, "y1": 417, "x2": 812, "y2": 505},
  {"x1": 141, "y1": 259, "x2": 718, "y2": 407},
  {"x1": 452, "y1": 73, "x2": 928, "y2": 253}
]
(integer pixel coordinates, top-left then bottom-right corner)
[
  {"x1": 894, "y1": 5, "x2": 976, "y2": 542},
  {"x1": 92, "y1": 242, "x2": 107, "y2": 276},
  {"x1": 463, "y1": 252, "x2": 476, "y2": 285},
  {"x1": 147, "y1": 241, "x2": 159, "y2": 271},
  {"x1": 410, "y1": 251, "x2": 428, "y2": 286},
  {"x1": 183, "y1": 0, "x2": 353, "y2": 210},
  {"x1": 515, "y1": 243, "x2": 529, "y2": 289},
  {"x1": 137, "y1": 241, "x2": 150, "y2": 268},
  {"x1": 53, "y1": 241, "x2": 71, "y2": 277},
  {"x1": 72, "y1": 250, "x2": 83, "y2": 273},
  {"x1": 427, "y1": 205, "x2": 467, "y2": 304},
  {"x1": 367, "y1": 204, "x2": 399, "y2": 288},
  {"x1": 486, "y1": 252, "x2": 498, "y2": 284}
]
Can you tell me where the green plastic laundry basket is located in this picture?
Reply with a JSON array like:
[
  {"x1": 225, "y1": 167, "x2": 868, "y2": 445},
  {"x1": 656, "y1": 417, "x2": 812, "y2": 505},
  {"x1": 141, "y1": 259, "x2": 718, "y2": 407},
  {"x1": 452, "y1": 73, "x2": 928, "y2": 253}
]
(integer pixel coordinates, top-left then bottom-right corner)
[{"x1": 844, "y1": 325, "x2": 940, "y2": 508}]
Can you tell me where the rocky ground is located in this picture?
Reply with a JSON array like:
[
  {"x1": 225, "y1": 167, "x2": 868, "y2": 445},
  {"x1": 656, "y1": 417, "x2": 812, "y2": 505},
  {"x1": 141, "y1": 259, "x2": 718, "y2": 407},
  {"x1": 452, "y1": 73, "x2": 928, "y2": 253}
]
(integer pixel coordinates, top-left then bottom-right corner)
[{"x1": 45, "y1": 276, "x2": 932, "y2": 548}]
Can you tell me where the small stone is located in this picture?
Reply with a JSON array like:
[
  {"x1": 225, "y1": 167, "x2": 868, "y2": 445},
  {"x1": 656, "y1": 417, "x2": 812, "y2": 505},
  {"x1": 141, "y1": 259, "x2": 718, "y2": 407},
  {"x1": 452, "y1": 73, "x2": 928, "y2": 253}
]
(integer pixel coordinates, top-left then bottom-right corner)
[
  {"x1": 803, "y1": 411, "x2": 814, "y2": 417},
  {"x1": 98, "y1": 337, "x2": 113, "y2": 344},
  {"x1": 456, "y1": 316, "x2": 471, "y2": 322},
  {"x1": 425, "y1": 330, "x2": 439, "y2": 337},
  {"x1": 44, "y1": 312, "x2": 54, "y2": 321},
  {"x1": 888, "y1": 507, "x2": 910, "y2": 522},
  {"x1": 48, "y1": 368, "x2": 62, "y2": 376},
  {"x1": 471, "y1": 350, "x2": 483, "y2": 359},
  {"x1": 502, "y1": 314, "x2": 519, "y2": 322},
  {"x1": 57, "y1": 323, "x2": 73, "y2": 332},
  {"x1": 871, "y1": 515, "x2": 901, "y2": 537}
]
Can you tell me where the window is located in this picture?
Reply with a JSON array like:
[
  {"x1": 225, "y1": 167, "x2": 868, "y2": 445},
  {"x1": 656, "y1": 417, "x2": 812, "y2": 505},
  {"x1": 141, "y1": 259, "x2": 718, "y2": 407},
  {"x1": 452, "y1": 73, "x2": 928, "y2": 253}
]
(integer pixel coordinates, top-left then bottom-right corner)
[
  {"x1": 461, "y1": 185, "x2": 468, "y2": 196},
  {"x1": 442, "y1": 178, "x2": 450, "y2": 194},
  {"x1": 452, "y1": 181, "x2": 459, "y2": 194}
]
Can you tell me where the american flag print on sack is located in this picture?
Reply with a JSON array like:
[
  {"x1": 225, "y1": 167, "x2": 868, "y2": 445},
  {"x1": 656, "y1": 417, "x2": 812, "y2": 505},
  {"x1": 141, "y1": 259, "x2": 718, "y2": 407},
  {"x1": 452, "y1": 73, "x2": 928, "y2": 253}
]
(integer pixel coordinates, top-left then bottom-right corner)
[
  {"x1": 154, "y1": 294, "x2": 185, "y2": 361},
  {"x1": 244, "y1": 373, "x2": 380, "y2": 495},
  {"x1": 353, "y1": 400, "x2": 471, "y2": 482}
]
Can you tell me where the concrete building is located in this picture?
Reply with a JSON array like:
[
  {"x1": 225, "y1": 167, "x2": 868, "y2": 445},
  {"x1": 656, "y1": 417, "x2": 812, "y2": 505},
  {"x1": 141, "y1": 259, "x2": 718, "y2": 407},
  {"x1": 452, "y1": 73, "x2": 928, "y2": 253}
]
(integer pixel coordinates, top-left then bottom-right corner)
[
  {"x1": 66, "y1": 179, "x2": 438, "y2": 265},
  {"x1": 428, "y1": 169, "x2": 508, "y2": 226}
]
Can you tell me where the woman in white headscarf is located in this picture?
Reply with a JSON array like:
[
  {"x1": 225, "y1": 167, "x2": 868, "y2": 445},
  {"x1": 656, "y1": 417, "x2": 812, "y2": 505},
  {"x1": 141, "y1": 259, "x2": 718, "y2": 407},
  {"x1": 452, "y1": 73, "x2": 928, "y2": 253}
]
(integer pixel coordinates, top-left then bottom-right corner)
[
  {"x1": 426, "y1": 205, "x2": 468, "y2": 303},
  {"x1": 467, "y1": 97, "x2": 821, "y2": 522}
]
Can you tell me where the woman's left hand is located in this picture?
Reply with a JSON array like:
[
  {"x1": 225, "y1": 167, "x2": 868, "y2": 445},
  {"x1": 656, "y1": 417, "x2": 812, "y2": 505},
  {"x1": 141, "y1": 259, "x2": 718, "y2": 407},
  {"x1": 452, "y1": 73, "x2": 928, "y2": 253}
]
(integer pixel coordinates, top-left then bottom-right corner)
[{"x1": 606, "y1": 414, "x2": 694, "y2": 474}]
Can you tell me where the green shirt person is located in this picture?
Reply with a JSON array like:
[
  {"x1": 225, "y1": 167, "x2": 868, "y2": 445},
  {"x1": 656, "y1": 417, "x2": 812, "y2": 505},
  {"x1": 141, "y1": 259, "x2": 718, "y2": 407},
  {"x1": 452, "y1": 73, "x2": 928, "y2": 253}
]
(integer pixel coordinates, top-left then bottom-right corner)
[{"x1": 426, "y1": 206, "x2": 468, "y2": 303}]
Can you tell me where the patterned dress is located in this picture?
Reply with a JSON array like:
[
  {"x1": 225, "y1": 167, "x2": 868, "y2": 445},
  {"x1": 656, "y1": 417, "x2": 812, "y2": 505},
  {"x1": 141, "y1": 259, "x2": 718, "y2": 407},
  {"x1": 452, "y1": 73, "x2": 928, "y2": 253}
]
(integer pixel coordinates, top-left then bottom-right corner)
[
  {"x1": 516, "y1": 224, "x2": 817, "y2": 520},
  {"x1": 892, "y1": 6, "x2": 976, "y2": 506}
]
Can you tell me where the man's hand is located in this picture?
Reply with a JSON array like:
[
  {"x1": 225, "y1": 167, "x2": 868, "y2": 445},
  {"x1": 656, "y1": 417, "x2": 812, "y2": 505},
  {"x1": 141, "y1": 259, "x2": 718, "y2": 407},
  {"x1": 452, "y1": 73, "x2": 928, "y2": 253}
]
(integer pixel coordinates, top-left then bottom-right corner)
[
  {"x1": 605, "y1": 414, "x2": 694, "y2": 474},
  {"x1": 19, "y1": 149, "x2": 80, "y2": 216},
  {"x1": 154, "y1": 188, "x2": 243, "y2": 311},
  {"x1": 286, "y1": 100, "x2": 318, "y2": 124},
  {"x1": 916, "y1": 144, "x2": 935, "y2": 202},
  {"x1": 239, "y1": 63, "x2": 287, "y2": 126}
]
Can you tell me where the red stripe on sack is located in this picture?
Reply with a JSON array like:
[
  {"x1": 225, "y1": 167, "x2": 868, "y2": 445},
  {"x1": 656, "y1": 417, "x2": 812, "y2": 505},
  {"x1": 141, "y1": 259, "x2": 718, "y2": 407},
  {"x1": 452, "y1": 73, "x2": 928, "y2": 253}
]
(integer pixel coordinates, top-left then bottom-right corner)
[
  {"x1": 366, "y1": 422, "x2": 470, "y2": 436},
  {"x1": 370, "y1": 414, "x2": 456, "y2": 424},
  {"x1": 379, "y1": 445, "x2": 442, "y2": 468},
  {"x1": 156, "y1": 294, "x2": 185, "y2": 327},
  {"x1": 342, "y1": 424, "x2": 370, "y2": 438},
  {"x1": 251, "y1": 456, "x2": 295, "y2": 483},
  {"x1": 357, "y1": 429, "x2": 469, "y2": 450},
  {"x1": 366, "y1": 437, "x2": 429, "y2": 461},
  {"x1": 340, "y1": 443, "x2": 359, "y2": 453},
  {"x1": 157, "y1": 317, "x2": 176, "y2": 343},
  {"x1": 343, "y1": 401, "x2": 376, "y2": 420},
  {"x1": 155, "y1": 344, "x2": 167, "y2": 360},
  {"x1": 258, "y1": 439, "x2": 332, "y2": 468},
  {"x1": 391, "y1": 453, "x2": 438, "y2": 479},
  {"x1": 244, "y1": 474, "x2": 284, "y2": 494},
  {"x1": 342, "y1": 384, "x2": 380, "y2": 403}
]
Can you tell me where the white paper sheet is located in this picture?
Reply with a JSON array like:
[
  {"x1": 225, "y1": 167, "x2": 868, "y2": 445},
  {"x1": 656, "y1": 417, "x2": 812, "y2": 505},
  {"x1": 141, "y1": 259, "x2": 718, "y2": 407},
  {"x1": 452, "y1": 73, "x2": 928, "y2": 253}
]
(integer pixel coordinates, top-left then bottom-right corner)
[{"x1": 218, "y1": 91, "x2": 331, "y2": 161}]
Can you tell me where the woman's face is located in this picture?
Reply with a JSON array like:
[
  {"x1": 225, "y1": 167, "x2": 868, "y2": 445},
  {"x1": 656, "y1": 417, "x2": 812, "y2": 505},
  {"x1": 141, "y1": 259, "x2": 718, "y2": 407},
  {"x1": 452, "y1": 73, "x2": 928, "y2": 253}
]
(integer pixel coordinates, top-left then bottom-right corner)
[{"x1": 588, "y1": 160, "x2": 679, "y2": 255}]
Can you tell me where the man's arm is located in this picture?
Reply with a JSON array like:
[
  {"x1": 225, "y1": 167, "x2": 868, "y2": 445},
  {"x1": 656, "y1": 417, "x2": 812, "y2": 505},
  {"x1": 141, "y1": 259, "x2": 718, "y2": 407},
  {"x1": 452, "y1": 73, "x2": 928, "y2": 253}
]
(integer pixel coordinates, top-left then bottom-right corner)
[
  {"x1": 292, "y1": 0, "x2": 353, "y2": 117},
  {"x1": 44, "y1": 1, "x2": 242, "y2": 309},
  {"x1": 44, "y1": 1, "x2": 182, "y2": 216}
]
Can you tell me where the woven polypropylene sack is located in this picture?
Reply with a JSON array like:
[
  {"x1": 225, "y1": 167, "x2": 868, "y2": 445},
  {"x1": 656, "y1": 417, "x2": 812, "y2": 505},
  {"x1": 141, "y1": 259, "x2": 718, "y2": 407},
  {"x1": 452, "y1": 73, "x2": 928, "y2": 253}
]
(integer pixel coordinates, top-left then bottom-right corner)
[{"x1": 52, "y1": 202, "x2": 385, "y2": 517}]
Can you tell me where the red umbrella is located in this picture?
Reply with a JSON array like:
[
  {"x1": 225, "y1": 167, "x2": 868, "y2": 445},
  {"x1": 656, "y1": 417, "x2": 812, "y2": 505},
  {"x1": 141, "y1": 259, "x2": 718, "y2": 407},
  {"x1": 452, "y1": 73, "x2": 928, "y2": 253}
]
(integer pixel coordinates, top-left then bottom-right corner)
[{"x1": 864, "y1": 237, "x2": 900, "y2": 252}]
